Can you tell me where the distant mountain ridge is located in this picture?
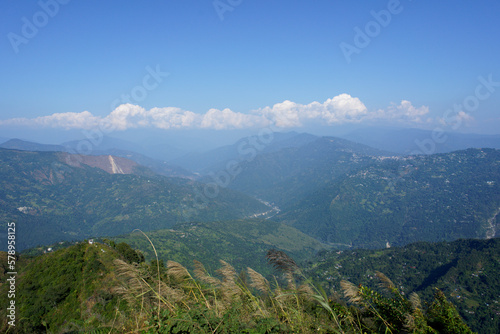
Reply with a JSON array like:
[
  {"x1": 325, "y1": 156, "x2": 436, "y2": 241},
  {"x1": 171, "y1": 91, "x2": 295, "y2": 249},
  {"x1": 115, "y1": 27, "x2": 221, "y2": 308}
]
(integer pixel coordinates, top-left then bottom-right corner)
[
  {"x1": 0, "y1": 148, "x2": 268, "y2": 250},
  {"x1": 342, "y1": 127, "x2": 500, "y2": 154},
  {"x1": 0, "y1": 138, "x2": 66, "y2": 152},
  {"x1": 226, "y1": 135, "x2": 395, "y2": 206},
  {"x1": 0, "y1": 142, "x2": 142, "y2": 175},
  {"x1": 0, "y1": 138, "x2": 194, "y2": 178},
  {"x1": 172, "y1": 131, "x2": 319, "y2": 173},
  {"x1": 3, "y1": 131, "x2": 499, "y2": 253},
  {"x1": 277, "y1": 148, "x2": 500, "y2": 248}
]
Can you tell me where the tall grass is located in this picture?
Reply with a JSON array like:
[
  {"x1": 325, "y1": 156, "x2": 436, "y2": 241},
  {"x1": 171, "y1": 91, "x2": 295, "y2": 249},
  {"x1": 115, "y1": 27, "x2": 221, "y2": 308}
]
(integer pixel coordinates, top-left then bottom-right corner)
[{"x1": 111, "y1": 239, "x2": 473, "y2": 334}]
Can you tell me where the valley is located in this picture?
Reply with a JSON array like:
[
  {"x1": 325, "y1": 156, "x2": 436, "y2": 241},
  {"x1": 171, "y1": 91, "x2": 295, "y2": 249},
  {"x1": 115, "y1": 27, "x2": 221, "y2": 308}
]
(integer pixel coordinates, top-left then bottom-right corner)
[
  {"x1": 3, "y1": 2, "x2": 499, "y2": 331},
  {"x1": 0, "y1": 130, "x2": 498, "y2": 333}
]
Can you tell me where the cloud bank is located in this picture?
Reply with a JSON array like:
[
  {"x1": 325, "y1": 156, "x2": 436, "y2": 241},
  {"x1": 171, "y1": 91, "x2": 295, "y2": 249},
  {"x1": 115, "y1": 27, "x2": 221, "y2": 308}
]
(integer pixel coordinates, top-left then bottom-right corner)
[{"x1": 0, "y1": 94, "x2": 450, "y2": 131}]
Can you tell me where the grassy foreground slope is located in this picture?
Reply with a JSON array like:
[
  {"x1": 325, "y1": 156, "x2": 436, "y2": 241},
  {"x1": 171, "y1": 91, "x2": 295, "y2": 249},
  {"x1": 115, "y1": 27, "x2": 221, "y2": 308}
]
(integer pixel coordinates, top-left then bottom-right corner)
[
  {"x1": 307, "y1": 237, "x2": 500, "y2": 333},
  {"x1": 0, "y1": 240, "x2": 475, "y2": 333},
  {"x1": 0, "y1": 242, "x2": 128, "y2": 333}
]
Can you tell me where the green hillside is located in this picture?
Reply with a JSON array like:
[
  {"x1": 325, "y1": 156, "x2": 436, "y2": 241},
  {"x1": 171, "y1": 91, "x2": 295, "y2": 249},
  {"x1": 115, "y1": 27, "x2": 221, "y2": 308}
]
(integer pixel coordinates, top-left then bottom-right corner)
[
  {"x1": 174, "y1": 131, "x2": 318, "y2": 173},
  {"x1": 0, "y1": 242, "x2": 128, "y2": 333},
  {"x1": 306, "y1": 237, "x2": 500, "y2": 333},
  {"x1": 111, "y1": 219, "x2": 326, "y2": 276},
  {"x1": 1, "y1": 239, "x2": 477, "y2": 333},
  {"x1": 228, "y1": 136, "x2": 391, "y2": 206},
  {"x1": 0, "y1": 149, "x2": 269, "y2": 250},
  {"x1": 278, "y1": 148, "x2": 500, "y2": 248}
]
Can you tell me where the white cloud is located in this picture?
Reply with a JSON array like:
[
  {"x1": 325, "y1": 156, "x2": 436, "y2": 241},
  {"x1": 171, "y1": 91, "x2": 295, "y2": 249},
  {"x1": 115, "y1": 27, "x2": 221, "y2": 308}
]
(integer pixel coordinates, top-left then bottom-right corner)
[
  {"x1": 0, "y1": 111, "x2": 101, "y2": 129},
  {"x1": 256, "y1": 100, "x2": 303, "y2": 127},
  {"x1": 255, "y1": 94, "x2": 368, "y2": 127},
  {"x1": 0, "y1": 95, "x2": 433, "y2": 131},
  {"x1": 105, "y1": 104, "x2": 200, "y2": 130},
  {"x1": 201, "y1": 108, "x2": 268, "y2": 130},
  {"x1": 105, "y1": 104, "x2": 146, "y2": 130},
  {"x1": 369, "y1": 100, "x2": 431, "y2": 124},
  {"x1": 437, "y1": 110, "x2": 474, "y2": 128},
  {"x1": 456, "y1": 111, "x2": 474, "y2": 123},
  {"x1": 321, "y1": 94, "x2": 368, "y2": 124},
  {"x1": 149, "y1": 107, "x2": 199, "y2": 129}
]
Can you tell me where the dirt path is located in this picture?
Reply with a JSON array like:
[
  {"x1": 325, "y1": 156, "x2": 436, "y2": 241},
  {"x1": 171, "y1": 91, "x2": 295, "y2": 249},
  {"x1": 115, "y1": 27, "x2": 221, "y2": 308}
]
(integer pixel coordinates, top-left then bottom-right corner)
[
  {"x1": 108, "y1": 155, "x2": 124, "y2": 174},
  {"x1": 486, "y1": 207, "x2": 500, "y2": 239}
]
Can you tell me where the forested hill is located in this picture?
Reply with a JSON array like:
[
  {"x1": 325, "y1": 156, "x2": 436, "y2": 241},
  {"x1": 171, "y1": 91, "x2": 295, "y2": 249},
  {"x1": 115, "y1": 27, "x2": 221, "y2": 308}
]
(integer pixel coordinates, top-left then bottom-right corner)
[
  {"x1": 277, "y1": 148, "x2": 500, "y2": 248},
  {"x1": 226, "y1": 136, "x2": 394, "y2": 207},
  {"x1": 306, "y1": 237, "x2": 500, "y2": 333},
  {"x1": 110, "y1": 219, "x2": 326, "y2": 277},
  {"x1": 0, "y1": 149, "x2": 268, "y2": 250}
]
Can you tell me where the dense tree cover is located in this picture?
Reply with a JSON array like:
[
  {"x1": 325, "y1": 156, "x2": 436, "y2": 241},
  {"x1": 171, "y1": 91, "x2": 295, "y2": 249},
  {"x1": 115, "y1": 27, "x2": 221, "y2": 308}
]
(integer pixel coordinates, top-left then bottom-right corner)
[
  {"x1": 114, "y1": 241, "x2": 145, "y2": 264},
  {"x1": 0, "y1": 148, "x2": 269, "y2": 250},
  {"x1": 228, "y1": 136, "x2": 390, "y2": 207},
  {"x1": 109, "y1": 219, "x2": 325, "y2": 277},
  {"x1": 0, "y1": 141, "x2": 497, "y2": 332},
  {"x1": 306, "y1": 238, "x2": 500, "y2": 333},
  {"x1": 278, "y1": 148, "x2": 500, "y2": 248},
  {"x1": 0, "y1": 243, "x2": 132, "y2": 333},
  {"x1": 0, "y1": 243, "x2": 475, "y2": 333}
]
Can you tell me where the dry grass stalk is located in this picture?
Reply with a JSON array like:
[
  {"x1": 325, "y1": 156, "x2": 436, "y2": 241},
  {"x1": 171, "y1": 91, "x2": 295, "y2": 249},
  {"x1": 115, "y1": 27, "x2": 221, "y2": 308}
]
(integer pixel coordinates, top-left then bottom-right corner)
[
  {"x1": 272, "y1": 286, "x2": 288, "y2": 313},
  {"x1": 409, "y1": 292, "x2": 421, "y2": 310},
  {"x1": 340, "y1": 280, "x2": 363, "y2": 304},
  {"x1": 217, "y1": 260, "x2": 241, "y2": 302},
  {"x1": 114, "y1": 259, "x2": 177, "y2": 314},
  {"x1": 112, "y1": 259, "x2": 151, "y2": 328},
  {"x1": 266, "y1": 249, "x2": 300, "y2": 275},
  {"x1": 217, "y1": 260, "x2": 237, "y2": 283},
  {"x1": 193, "y1": 260, "x2": 221, "y2": 287},
  {"x1": 158, "y1": 280, "x2": 184, "y2": 304},
  {"x1": 375, "y1": 271, "x2": 395, "y2": 291},
  {"x1": 284, "y1": 272, "x2": 296, "y2": 290},
  {"x1": 114, "y1": 259, "x2": 147, "y2": 299},
  {"x1": 404, "y1": 314, "x2": 416, "y2": 331},
  {"x1": 167, "y1": 260, "x2": 191, "y2": 282},
  {"x1": 297, "y1": 284, "x2": 315, "y2": 302},
  {"x1": 247, "y1": 267, "x2": 270, "y2": 294},
  {"x1": 112, "y1": 285, "x2": 138, "y2": 307},
  {"x1": 132, "y1": 228, "x2": 163, "y2": 319}
]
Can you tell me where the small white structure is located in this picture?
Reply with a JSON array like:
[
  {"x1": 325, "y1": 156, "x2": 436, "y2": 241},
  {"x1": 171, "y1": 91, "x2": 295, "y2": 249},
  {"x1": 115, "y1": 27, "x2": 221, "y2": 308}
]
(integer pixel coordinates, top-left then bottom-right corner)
[{"x1": 88, "y1": 239, "x2": 94, "y2": 245}]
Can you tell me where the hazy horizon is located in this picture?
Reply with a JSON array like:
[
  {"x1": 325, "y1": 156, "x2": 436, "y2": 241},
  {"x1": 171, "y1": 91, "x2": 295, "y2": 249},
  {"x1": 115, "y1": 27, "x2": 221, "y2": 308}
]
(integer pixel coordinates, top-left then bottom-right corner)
[{"x1": 1, "y1": 1, "x2": 500, "y2": 144}]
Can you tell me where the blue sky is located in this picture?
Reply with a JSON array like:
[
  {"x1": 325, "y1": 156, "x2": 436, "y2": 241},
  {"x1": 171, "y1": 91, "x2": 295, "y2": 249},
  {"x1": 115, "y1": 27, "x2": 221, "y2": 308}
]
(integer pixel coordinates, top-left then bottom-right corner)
[{"x1": 1, "y1": 0, "x2": 499, "y2": 142}]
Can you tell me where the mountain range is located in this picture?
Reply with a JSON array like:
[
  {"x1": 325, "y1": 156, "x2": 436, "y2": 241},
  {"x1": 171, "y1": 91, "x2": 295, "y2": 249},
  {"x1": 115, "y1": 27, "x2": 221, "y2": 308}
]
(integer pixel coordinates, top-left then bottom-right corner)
[
  {"x1": 1, "y1": 130, "x2": 499, "y2": 251},
  {"x1": 276, "y1": 148, "x2": 500, "y2": 248},
  {"x1": 342, "y1": 127, "x2": 500, "y2": 155},
  {"x1": 0, "y1": 148, "x2": 268, "y2": 250},
  {"x1": 0, "y1": 138, "x2": 194, "y2": 179},
  {"x1": 1, "y1": 129, "x2": 499, "y2": 332}
]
